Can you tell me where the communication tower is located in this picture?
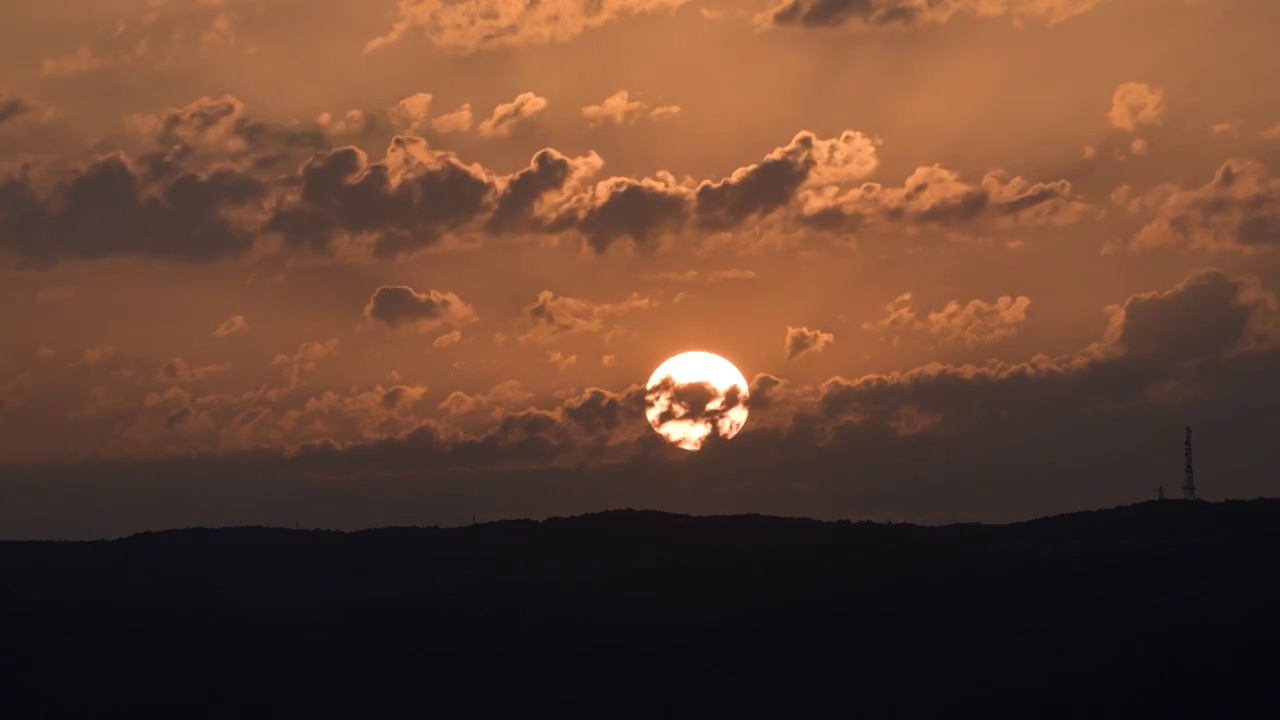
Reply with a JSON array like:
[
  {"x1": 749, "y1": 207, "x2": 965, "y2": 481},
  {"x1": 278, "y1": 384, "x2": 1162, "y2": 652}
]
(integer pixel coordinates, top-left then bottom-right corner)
[
  {"x1": 1156, "y1": 486, "x2": 1165, "y2": 501},
  {"x1": 1182, "y1": 426, "x2": 1196, "y2": 501}
]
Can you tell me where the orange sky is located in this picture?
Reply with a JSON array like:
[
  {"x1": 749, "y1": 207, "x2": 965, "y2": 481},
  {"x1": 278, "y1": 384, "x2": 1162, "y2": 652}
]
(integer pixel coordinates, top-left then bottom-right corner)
[{"x1": 2, "y1": 0, "x2": 1280, "y2": 538}]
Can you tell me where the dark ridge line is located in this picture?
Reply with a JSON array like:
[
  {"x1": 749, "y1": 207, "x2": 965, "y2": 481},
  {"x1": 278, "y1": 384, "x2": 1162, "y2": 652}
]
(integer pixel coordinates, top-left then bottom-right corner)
[{"x1": 5, "y1": 497, "x2": 1275, "y2": 545}]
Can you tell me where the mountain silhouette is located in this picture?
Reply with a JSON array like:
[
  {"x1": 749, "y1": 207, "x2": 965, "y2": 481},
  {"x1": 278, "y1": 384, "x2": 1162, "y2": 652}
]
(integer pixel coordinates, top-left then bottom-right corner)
[{"x1": 3, "y1": 500, "x2": 1279, "y2": 715}]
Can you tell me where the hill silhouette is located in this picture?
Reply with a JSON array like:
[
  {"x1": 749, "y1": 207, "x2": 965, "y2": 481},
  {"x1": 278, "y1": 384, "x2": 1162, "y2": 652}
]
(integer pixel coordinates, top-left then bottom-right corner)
[{"x1": 3, "y1": 500, "x2": 1280, "y2": 715}]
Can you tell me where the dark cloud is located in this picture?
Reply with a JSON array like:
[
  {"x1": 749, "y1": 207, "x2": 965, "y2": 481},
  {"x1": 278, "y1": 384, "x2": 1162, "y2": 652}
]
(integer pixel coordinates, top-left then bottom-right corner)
[
  {"x1": 767, "y1": 0, "x2": 926, "y2": 30},
  {"x1": 1103, "y1": 269, "x2": 1273, "y2": 361},
  {"x1": 164, "y1": 406, "x2": 193, "y2": 430},
  {"x1": 154, "y1": 95, "x2": 246, "y2": 147},
  {"x1": 558, "y1": 179, "x2": 690, "y2": 253},
  {"x1": 695, "y1": 148, "x2": 810, "y2": 230},
  {"x1": 785, "y1": 327, "x2": 835, "y2": 361},
  {"x1": 365, "y1": 0, "x2": 691, "y2": 54},
  {"x1": 544, "y1": 130, "x2": 878, "y2": 252},
  {"x1": 131, "y1": 95, "x2": 328, "y2": 172},
  {"x1": 157, "y1": 358, "x2": 232, "y2": 384},
  {"x1": 525, "y1": 128, "x2": 1083, "y2": 253},
  {"x1": 820, "y1": 269, "x2": 1273, "y2": 434},
  {"x1": 562, "y1": 385, "x2": 647, "y2": 433},
  {"x1": 745, "y1": 373, "x2": 787, "y2": 412},
  {"x1": 0, "y1": 153, "x2": 268, "y2": 268},
  {"x1": 0, "y1": 97, "x2": 31, "y2": 127},
  {"x1": 695, "y1": 130, "x2": 878, "y2": 230},
  {"x1": 363, "y1": 286, "x2": 478, "y2": 333},
  {"x1": 1114, "y1": 160, "x2": 1280, "y2": 254},
  {"x1": 0, "y1": 97, "x2": 1091, "y2": 265},
  {"x1": 761, "y1": 0, "x2": 1105, "y2": 30},
  {"x1": 518, "y1": 291, "x2": 654, "y2": 343},
  {"x1": 487, "y1": 149, "x2": 597, "y2": 234},
  {"x1": 266, "y1": 137, "x2": 492, "y2": 257}
]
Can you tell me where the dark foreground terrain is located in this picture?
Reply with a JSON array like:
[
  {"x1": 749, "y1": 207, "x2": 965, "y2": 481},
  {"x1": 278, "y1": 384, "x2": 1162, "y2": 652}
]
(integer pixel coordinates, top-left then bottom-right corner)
[{"x1": 4, "y1": 500, "x2": 1280, "y2": 716}]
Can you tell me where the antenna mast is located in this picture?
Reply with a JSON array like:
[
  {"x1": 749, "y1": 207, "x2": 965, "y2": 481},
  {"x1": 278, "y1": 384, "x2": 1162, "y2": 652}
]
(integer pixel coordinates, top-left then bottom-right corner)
[{"x1": 1182, "y1": 426, "x2": 1196, "y2": 500}]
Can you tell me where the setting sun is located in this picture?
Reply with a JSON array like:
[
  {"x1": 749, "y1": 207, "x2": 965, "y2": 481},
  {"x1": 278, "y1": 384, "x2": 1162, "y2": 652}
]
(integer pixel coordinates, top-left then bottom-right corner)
[{"x1": 644, "y1": 351, "x2": 750, "y2": 451}]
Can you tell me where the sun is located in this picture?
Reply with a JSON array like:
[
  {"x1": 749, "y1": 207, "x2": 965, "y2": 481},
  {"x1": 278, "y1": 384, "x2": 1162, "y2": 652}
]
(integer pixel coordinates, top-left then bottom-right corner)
[{"x1": 644, "y1": 351, "x2": 750, "y2": 451}]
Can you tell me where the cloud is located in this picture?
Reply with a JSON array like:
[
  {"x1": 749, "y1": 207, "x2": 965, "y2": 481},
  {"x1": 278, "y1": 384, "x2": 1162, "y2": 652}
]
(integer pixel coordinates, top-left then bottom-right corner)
[
  {"x1": 39, "y1": 1, "x2": 246, "y2": 77},
  {"x1": 264, "y1": 136, "x2": 493, "y2": 258},
  {"x1": 156, "y1": 357, "x2": 232, "y2": 384},
  {"x1": 518, "y1": 291, "x2": 655, "y2": 344},
  {"x1": 924, "y1": 296, "x2": 1032, "y2": 347},
  {"x1": 640, "y1": 269, "x2": 758, "y2": 284},
  {"x1": 250, "y1": 268, "x2": 1277, "y2": 472},
  {"x1": 124, "y1": 95, "x2": 328, "y2": 173},
  {"x1": 433, "y1": 330, "x2": 463, "y2": 348},
  {"x1": 1110, "y1": 160, "x2": 1280, "y2": 254},
  {"x1": 291, "y1": 384, "x2": 431, "y2": 442},
  {"x1": 487, "y1": 149, "x2": 604, "y2": 234},
  {"x1": 478, "y1": 93, "x2": 549, "y2": 139},
  {"x1": 1260, "y1": 124, "x2": 1280, "y2": 140},
  {"x1": 122, "y1": 380, "x2": 435, "y2": 453},
  {"x1": 0, "y1": 97, "x2": 1092, "y2": 266},
  {"x1": 76, "y1": 345, "x2": 117, "y2": 366},
  {"x1": 863, "y1": 293, "x2": 919, "y2": 337},
  {"x1": 316, "y1": 109, "x2": 374, "y2": 136},
  {"x1": 785, "y1": 327, "x2": 835, "y2": 360},
  {"x1": 759, "y1": 0, "x2": 1105, "y2": 31},
  {"x1": 89, "y1": 88, "x2": 316, "y2": 167},
  {"x1": 549, "y1": 174, "x2": 690, "y2": 253},
  {"x1": 213, "y1": 315, "x2": 249, "y2": 337},
  {"x1": 0, "y1": 96, "x2": 31, "y2": 126},
  {"x1": 696, "y1": 131, "x2": 880, "y2": 230},
  {"x1": 438, "y1": 380, "x2": 535, "y2": 418},
  {"x1": 707, "y1": 269, "x2": 759, "y2": 282},
  {"x1": 547, "y1": 351, "x2": 579, "y2": 371},
  {"x1": 365, "y1": 0, "x2": 692, "y2": 54},
  {"x1": 825, "y1": 270, "x2": 1275, "y2": 433},
  {"x1": 545, "y1": 129, "x2": 885, "y2": 252},
  {"x1": 641, "y1": 271, "x2": 700, "y2": 283},
  {"x1": 389, "y1": 93, "x2": 434, "y2": 135},
  {"x1": 363, "y1": 286, "x2": 478, "y2": 334},
  {"x1": 271, "y1": 339, "x2": 340, "y2": 387},
  {"x1": 0, "y1": 151, "x2": 269, "y2": 268},
  {"x1": 430, "y1": 104, "x2": 473, "y2": 134},
  {"x1": 40, "y1": 45, "x2": 118, "y2": 78},
  {"x1": 1108, "y1": 82, "x2": 1165, "y2": 131},
  {"x1": 864, "y1": 293, "x2": 1032, "y2": 346},
  {"x1": 582, "y1": 91, "x2": 681, "y2": 128},
  {"x1": 799, "y1": 164, "x2": 1097, "y2": 230}
]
